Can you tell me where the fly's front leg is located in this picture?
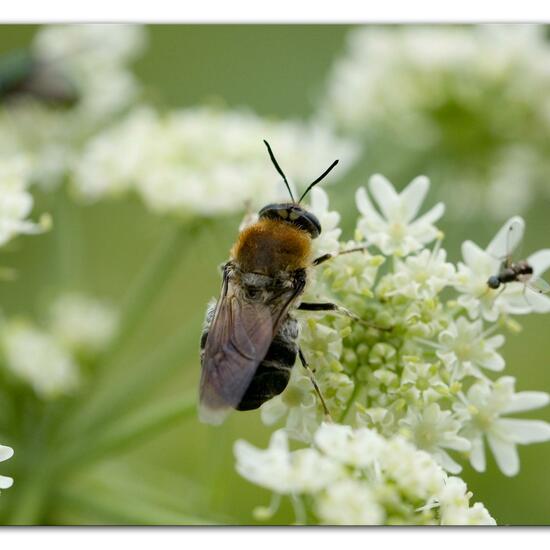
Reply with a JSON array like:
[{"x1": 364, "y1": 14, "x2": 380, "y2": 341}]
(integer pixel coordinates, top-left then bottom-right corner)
[
  {"x1": 313, "y1": 246, "x2": 369, "y2": 267},
  {"x1": 298, "y1": 348, "x2": 332, "y2": 422},
  {"x1": 298, "y1": 301, "x2": 391, "y2": 331}
]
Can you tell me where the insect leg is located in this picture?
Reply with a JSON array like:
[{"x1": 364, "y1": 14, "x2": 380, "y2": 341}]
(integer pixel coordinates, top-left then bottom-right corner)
[
  {"x1": 312, "y1": 246, "x2": 369, "y2": 267},
  {"x1": 298, "y1": 348, "x2": 332, "y2": 421},
  {"x1": 297, "y1": 301, "x2": 392, "y2": 331}
]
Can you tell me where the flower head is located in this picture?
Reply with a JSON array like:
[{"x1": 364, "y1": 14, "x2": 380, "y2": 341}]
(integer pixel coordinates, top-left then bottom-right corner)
[
  {"x1": 0, "y1": 24, "x2": 147, "y2": 191},
  {"x1": 73, "y1": 106, "x2": 358, "y2": 216},
  {"x1": 48, "y1": 293, "x2": 118, "y2": 356},
  {"x1": 234, "y1": 429, "x2": 342, "y2": 495},
  {"x1": 438, "y1": 477, "x2": 495, "y2": 525},
  {"x1": 0, "y1": 157, "x2": 50, "y2": 246},
  {"x1": 315, "y1": 479, "x2": 384, "y2": 525},
  {"x1": 355, "y1": 175, "x2": 444, "y2": 257},
  {"x1": 437, "y1": 317, "x2": 505, "y2": 379},
  {"x1": 320, "y1": 25, "x2": 550, "y2": 219},
  {"x1": 235, "y1": 423, "x2": 493, "y2": 525},
  {"x1": 399, "y1": 403, "x2": 471, "y2": 473},
  {"x1": 454, "y1": 377, "x2": 550, "y2": 476},
  {"x1": 0, "y1": 320, "x2": 79, "y2": 399},
  {"x1": 381, "y1": 248, "x2": 455, "y2": 300}
]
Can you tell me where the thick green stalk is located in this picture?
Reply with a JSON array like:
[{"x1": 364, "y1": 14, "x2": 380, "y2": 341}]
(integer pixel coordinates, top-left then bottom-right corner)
[
  {"x1": 53, "y1": 185, "x2": 84, "y2": 289},
  {"x1": 59, "y1": 310, "x2": 203, "y2": 440},
  {"x1": 59, "y1": 218, "x2": 208, "y2": 437},
  {"x1": 107, "y1": 221, "x2": 198, "y2": 358},
  {"x1": 8, "y1": 469, "x2": 51, "y2": 525},
  {"x1": 56, "y1": 486, "x2": 218, "y2": 525},
  {"x1": 56, "y1": 393, "x2": 196, "y2": 472}
]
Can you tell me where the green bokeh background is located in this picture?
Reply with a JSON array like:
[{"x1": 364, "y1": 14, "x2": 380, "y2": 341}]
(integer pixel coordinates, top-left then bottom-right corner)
[{"x1": 0, "y1": 25, "x2": 549, "y2": 525}]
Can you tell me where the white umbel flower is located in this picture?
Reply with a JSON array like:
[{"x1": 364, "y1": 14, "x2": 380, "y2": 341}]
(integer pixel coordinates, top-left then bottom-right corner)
[
  {"x1": 399, "y1": 403, "x2": 471, "y2": 474},
  {"x1": 315, "y1": 479, "x2": 384, "y2": 525},
  {"x1": 386, "y1": 248, "x2": 455, "y2": 300},
  {"x1": 320, "y1": 25, "x2": 550, "y2": 218},
  {"x1": 355, "y1": 175, "x2": 444, "y2": 257},
  {"x1": 454, "y1": 377, "x2": 550, "y2": 476},
  {"x1": 314, "y1": 422, "x2": 384, "y2": 469},
  {"x1": 438, "y1": 477, "x2": 496, "y2": 525},
  {"x1": 379, "y1": 435, "x2": 445, "y2": 502},
  {"x1": 73, "y1": 106, "x2": 358, "y2": 216},
  {"x1": 235, "y1": 423, "x2": 492, "y2": 524},
  {"x1": 234, "y1": 429, "x2": 342, "y2": 495},
  {"x1": 49, "y1": 293, "x2": 118, "y2": 355},
  {"x1": 32, "y1": 24, "x2": 146, "y2": 121},
  {"x1": 1, "y1": 321, "x2": 79, "y2": 399},
  {"x1": 436, "y1": 317, "x2": 505, "y2": 379},
  {"x1": 0, "y1": 25, "x2": 147, "y2": 191},
  {"x1": 233, "y1": 179, "x2": 548, "y2": 523},
  {"x1": 0, "y1": 157, "x2": 49, "y2": 246},
  {"x1": 0, "y1": 444, "x2": 14, "y2": 491}
]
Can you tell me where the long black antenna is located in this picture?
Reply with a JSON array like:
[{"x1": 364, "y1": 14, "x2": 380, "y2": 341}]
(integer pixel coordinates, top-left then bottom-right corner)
[
  {"x1": 263, "y1": 139, "x2": 295, "y2": 202},
  {"x1": 298, "y1": 159, "x2": 339, "y2": 204}
]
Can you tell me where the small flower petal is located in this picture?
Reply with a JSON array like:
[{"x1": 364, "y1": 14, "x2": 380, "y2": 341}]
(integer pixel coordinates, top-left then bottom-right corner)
[
  {"x1": 487, "y1": 433, "x2": 519, "y2": 476},
  {"x1": 495, "y1": 419, "x2": 550, "y2": 445}
]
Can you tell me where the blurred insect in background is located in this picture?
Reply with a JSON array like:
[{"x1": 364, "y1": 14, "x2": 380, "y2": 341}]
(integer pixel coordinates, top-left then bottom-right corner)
[
  {"x1": 487, "y1": 216, "x2": 550, "y2": 301},
  {"x1": 199, "y1": 141, "x2": 368, "y2": 425},
  {"x1": 0, "y1": 47, "x2": 79, "y2": 106}
]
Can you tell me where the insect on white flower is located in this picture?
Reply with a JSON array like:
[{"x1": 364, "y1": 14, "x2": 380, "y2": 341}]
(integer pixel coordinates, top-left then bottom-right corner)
[{"x1": 456, "y1": 216, "x2": 550, "y2": 321}]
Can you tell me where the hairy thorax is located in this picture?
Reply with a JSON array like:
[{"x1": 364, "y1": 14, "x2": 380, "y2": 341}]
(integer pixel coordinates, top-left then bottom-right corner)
[{"x1": 231, "y1": 218, "x2": 312, "y2": 276}]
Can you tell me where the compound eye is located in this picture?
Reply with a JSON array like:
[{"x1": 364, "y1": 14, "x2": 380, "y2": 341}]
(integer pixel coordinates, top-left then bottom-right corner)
[{"x1": 487, "y1": 276, "x2": 500, "y2": 289}]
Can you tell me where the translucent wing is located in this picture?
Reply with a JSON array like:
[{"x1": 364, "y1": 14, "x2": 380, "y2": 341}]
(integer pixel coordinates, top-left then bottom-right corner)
[
  {"x1": 199, "y1": 269, "x2": 304, "y2": 425},
  {"x1": 528, "y1": 277, "x2": 550, "y2": 294},
  {"x1": 487, "y1": 216, "x2": 525, "y2": 261}
]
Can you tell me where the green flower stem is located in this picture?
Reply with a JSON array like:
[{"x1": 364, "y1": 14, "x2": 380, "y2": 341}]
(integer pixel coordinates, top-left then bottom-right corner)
[
  {"x1": 8, "y1": 469, "x2": 51, "y2": 525},
  {"x1": 56, "y1": 485, "x2": 217, "y2": 525},
  {"x1": 106, "y1": 220, "x2": 199, "y2": 359},
  {"x1": 53, "y1": 187, "x2": 84, "y2": 289},
  {"x1": 56, "y1": 393, "x2": 196, "y2": 473},
  {"x1": 59, "y1": 309, "x2": 204, "y2": 440},
  {"x1": 338, "y1": 380, "x2": 362, "y2": 423},
  {"x1": 59, "y1": 217, "x2": 210, "y2": 437}
]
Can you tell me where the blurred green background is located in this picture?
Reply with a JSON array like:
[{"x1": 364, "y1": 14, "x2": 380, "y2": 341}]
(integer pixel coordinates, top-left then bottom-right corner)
[{"x1": 0, "y1": 25, "x2": 549, "y2": 525}]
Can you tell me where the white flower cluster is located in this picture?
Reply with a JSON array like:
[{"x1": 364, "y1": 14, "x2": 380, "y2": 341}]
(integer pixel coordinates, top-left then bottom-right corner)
[
  {"x1": 0, "y1": 293, "x2": 118, "y2": 399},
  {"x1": 235, "y1": 174, "x2": 550, "y2": 524},
  {"x1": 0, "y1": 444, "x2": 14, "y2": 492},
  {"x1": 0, "y1": 24, "x2": 146, "y2": 190},
  {"x1": 319, "y1": 25, "x2": 550, "y2": 219},
  {"x1": 234, "y1": 423, "x2": 495, "y2": 525},
  {"x1": 71, "y1": 106, "x2": 358, "y2": 216},
  {"x1": 0, "y1": 156, "x2": 50, "y2": 247}
]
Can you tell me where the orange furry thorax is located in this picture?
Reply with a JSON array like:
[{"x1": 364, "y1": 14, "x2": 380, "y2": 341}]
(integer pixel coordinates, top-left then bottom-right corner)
[{"x1": 231, "y1": 218, "x2": 312, "y2": 275}]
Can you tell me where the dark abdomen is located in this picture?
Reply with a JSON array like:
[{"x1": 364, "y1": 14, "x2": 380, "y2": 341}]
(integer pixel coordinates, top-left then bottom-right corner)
[{"x1": 236, "y1": 317, "x2": 298, "y2": 411}]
